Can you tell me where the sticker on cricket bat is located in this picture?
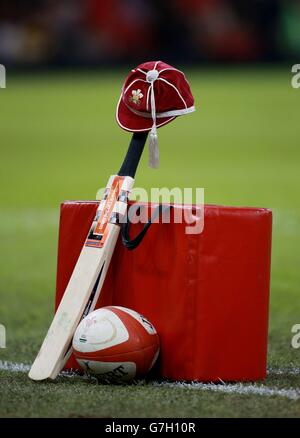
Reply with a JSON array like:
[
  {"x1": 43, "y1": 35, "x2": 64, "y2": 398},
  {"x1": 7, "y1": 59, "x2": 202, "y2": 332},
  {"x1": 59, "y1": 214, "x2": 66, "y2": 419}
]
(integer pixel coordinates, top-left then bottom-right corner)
[{"x1": 86, "y1": 176, "x2": 124, "y2": 248}]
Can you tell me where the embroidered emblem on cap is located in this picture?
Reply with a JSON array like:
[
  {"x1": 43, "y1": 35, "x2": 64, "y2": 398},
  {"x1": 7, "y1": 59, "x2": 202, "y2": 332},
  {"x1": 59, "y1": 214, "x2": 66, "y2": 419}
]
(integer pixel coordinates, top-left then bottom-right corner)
[{"x1": 129, "y1": 89, "x2": 143, "y2": 105}]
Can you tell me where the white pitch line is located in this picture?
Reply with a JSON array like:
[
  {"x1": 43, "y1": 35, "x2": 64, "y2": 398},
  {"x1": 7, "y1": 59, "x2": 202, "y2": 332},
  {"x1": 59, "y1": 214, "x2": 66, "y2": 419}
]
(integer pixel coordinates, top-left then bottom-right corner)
[
  {"x1": 0, "y1": 361, "x2": 31, "y2": 373},
  {"x1": 0, "y1": 361, "x2": 78, "y2": 378},
  {"x1": 268, "y1": 366, "x2": 300, "y2": 376},
  {"x1": 151, "y1": 381, "x2": 300, "y2": 401},
  {"x1": 1, "y1": 361, "x2": 299, "y2": 400}
]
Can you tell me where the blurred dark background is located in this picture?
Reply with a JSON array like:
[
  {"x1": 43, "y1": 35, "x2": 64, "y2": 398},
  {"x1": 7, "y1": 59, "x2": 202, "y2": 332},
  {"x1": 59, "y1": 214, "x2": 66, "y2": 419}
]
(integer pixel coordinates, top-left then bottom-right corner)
[{"x1": 0, "y1": 0, "x2": 299, "y2": 67}]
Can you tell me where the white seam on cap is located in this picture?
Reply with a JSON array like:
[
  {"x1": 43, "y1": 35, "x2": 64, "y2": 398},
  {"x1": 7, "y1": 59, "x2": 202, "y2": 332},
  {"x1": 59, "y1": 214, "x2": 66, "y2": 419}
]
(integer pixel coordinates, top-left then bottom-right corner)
[
  {"x1": 116, "y1": 93, "x2": 176, "y2": 131},
  {"x1": 154, "y1": 60, "x2": 160, "y2": 70},
  {"x1": 159, "y1": 67, "x2": 192, "y2": 89},
  {"x1": 155, "y1": 106, "x2": 195, "y2": 117},
  {"x1": 159, "y1": 67, "x2": 183, "y2": 76},
  {"x1": 123, "y1": 78, "x2": 148, "y2": 95},
  {"x1": 159, "y1": 67, "x2": 192, "y2": 90},
  {"x1": 124, "y1": 104, "x2": 195, "y2": 118},
  {"x1": 159, "y1": 67, "x2": 188, "y2": 84},
  {"x1": 157, "y1": 77, "x2": 187, "y2": 108},
  {"x1": 136, "y1": 68, "x2": 147, "y2": 75}
]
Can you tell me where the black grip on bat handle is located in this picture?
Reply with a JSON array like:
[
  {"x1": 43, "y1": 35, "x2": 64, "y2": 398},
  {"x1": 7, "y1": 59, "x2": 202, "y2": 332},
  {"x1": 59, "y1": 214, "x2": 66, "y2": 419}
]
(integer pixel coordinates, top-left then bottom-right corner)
[{"x1": 118, "y1": 132, "x2": 148, "y2": 178}]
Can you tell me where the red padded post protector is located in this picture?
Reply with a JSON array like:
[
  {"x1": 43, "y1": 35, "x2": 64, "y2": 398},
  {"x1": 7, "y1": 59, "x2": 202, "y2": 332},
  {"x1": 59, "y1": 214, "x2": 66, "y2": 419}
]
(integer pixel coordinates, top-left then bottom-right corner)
[{"x1": 55, "y1": 201, "x2": 272, "y2": 382}]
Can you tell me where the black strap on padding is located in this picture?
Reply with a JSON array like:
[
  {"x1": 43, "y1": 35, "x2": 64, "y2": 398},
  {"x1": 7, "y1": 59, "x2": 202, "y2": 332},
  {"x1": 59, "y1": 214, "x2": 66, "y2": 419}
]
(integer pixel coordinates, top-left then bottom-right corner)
[{"x1": 121, "y1": 204, "x2": 171, "y2": 250}]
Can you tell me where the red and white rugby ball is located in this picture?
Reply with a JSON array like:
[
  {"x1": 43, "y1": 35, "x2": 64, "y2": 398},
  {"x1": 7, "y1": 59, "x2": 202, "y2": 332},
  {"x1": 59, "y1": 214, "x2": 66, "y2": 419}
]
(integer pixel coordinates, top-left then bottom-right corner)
[{"x1": 73, "y1": 306, "x2": 159, "y2": 382}]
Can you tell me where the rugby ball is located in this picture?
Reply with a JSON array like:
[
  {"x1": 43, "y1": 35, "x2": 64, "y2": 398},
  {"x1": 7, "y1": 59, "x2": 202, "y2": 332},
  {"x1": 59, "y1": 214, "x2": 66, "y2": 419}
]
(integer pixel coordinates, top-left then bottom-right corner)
[{"x1": 73, "y1": 306, "x2": 159, "y2": 382}]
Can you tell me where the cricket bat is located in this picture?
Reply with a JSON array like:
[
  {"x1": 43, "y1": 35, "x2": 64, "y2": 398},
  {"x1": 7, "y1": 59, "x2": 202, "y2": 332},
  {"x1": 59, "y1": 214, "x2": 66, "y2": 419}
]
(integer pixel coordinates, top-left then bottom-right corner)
[{"x1": 29, "y1": 132, "x2": 148, "y2": 381}]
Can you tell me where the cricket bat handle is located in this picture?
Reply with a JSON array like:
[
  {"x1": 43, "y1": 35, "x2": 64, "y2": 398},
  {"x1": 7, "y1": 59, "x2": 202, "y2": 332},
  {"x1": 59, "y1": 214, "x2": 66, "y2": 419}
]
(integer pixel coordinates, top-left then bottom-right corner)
[{"x1": 118, "y1": 132, "x2": 148, "y2": 178}]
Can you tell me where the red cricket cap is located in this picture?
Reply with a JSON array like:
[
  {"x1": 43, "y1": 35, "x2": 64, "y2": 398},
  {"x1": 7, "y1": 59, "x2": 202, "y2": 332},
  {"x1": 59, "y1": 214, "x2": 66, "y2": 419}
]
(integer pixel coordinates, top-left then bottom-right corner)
[
  {"x1": 116, "y1": 60, "x2": 195, "y2": 133},
  {"x1": 116, "y1": 61, "x2": 195, "y2": 167}
]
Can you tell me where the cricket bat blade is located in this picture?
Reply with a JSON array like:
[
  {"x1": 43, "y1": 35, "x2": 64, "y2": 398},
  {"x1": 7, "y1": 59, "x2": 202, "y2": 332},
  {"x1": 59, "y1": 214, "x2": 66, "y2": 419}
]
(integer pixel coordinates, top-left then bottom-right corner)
[{"x1": 29, "y1": 175, "x2": 134, "y2": 380}]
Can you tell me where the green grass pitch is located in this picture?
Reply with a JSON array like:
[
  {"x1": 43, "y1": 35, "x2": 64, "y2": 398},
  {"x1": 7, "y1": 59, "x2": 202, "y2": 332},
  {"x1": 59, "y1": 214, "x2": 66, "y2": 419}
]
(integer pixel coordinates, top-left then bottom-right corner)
[{"x1": 0, "y1": 68, "x2": 300, "y2": 417}]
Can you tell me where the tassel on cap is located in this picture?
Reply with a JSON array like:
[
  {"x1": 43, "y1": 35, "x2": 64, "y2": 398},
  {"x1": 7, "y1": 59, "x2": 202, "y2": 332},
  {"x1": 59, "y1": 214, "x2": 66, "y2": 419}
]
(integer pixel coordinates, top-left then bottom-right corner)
[
  {"x1": 149, "y1": 126, "x2": 159, "y2": 168},
  {"x1": 146, "y1": 68, "x2": 160, "y2": 169}
]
